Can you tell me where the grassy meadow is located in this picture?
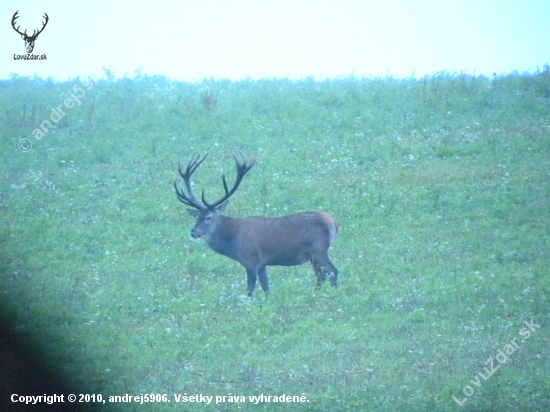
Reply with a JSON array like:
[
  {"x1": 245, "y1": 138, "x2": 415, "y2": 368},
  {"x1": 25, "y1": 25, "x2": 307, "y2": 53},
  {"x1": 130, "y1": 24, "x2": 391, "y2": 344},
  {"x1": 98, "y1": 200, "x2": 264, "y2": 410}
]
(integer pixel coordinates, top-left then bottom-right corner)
[{"x1": 1, "y1": 69, "x2": 550, "y2": 411}]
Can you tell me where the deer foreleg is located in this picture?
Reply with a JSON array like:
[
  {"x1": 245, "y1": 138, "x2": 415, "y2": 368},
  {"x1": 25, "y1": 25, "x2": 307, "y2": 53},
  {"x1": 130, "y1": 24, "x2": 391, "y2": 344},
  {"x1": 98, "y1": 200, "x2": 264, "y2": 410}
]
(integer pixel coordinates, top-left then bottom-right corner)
[{"x1": 246, "y1": 268, "x2": 257, "y2": 296}]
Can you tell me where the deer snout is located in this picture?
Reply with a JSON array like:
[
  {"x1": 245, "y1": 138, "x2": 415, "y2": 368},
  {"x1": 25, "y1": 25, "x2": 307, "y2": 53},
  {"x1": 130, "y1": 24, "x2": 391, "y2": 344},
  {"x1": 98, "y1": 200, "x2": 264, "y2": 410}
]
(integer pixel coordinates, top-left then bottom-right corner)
[{"x1": 190, "y1": 228, "x2": 200, "y2": 239}]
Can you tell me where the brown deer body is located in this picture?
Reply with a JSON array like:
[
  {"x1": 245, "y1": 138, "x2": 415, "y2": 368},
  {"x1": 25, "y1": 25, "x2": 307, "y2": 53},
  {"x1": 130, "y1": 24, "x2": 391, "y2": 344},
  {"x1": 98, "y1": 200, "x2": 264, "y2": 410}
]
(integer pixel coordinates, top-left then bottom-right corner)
[{"x1": 175, "y1": 153, "x2": 338, "y2": 296}]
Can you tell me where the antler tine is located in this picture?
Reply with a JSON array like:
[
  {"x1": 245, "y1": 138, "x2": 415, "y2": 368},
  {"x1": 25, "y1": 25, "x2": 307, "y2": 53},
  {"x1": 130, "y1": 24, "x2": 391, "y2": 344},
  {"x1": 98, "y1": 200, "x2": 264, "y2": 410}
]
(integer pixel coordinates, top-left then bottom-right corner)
[
  {"x1": 232, "y1": 149, "x2": 257, "y2": 169},
  {"x1": 202, "y1": 152, "x2": 256, "y2": 210},
  {"x1": 174, "y1": 153, "x2": 208, "y2": 210}
]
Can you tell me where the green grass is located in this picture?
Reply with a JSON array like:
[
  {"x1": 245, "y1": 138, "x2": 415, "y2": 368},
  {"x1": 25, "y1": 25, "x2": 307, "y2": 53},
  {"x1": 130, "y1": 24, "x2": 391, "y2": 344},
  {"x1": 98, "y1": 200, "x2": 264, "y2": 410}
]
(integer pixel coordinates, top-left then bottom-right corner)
[{"x1": 1, "y1": 69, "x2": 550, "y2": 411}]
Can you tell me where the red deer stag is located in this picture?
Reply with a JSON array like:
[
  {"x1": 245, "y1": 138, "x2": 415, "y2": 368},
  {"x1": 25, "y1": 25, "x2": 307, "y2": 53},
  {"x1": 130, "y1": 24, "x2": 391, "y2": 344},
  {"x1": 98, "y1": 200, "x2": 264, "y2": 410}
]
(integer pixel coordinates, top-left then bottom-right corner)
[{"x1": 174, "y1": 153, "x2": 338, "y2": 296}]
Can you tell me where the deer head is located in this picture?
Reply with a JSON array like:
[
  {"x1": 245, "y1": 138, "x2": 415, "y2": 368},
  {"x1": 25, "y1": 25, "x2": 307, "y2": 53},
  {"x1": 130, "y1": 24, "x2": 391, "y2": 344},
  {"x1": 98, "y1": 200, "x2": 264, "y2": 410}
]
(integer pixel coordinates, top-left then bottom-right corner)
[
  {"x1": 174, "y1": 152, "x2": 256, "y2": 240},
  {"x1": 12, "y1": 11, "x2": 49, "y2": 54}
]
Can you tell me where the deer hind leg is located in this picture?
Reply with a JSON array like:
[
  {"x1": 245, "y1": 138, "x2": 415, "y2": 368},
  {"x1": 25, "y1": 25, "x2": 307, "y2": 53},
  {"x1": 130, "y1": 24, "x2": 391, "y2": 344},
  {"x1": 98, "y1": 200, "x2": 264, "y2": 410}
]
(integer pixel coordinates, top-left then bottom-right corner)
[
  {"x1": 258, "y1": 266, "x2": 270, "y2": 294},
  {"x1": 327, "y1": 258, "x2": 338, "y2": 287},
  {"x1": 311, "y1": 254, "x2": 338, "y2": 287},
  {"x1": 312, "y1": 258, "x2": 327, "y2": 286}
]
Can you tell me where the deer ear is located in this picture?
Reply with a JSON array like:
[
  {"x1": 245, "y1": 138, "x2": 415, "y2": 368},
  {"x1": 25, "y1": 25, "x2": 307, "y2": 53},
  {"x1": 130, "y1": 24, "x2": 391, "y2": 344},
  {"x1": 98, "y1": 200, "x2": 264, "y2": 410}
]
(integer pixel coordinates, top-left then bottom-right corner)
[
  {"x1": 217, "y1": 201, "x2": 228, "y2": 213},
  {"x1": 187, "y1": 209, "x2": 200, "y2": 217}
]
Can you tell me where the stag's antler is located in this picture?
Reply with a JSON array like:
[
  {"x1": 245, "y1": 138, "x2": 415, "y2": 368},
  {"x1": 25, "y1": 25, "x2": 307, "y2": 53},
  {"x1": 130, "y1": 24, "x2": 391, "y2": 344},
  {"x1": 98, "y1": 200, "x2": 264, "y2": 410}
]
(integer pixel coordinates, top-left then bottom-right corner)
[
  {"x1": 174, "y1": 152, "x2": 256, "y2": 211},
  {"x1": 201, "y1": 151, "x2": 256, "y2": 210},
  {"x1": 174, "y1": 153, "x2": 209, "y2": 210}
]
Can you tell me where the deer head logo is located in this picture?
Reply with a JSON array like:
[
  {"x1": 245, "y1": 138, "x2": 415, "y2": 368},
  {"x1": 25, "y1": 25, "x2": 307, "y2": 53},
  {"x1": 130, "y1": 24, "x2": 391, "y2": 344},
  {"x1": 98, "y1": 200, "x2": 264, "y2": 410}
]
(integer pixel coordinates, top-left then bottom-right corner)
[{"x1": 11, "y1": 11, "x2": 49, "y2": 54}]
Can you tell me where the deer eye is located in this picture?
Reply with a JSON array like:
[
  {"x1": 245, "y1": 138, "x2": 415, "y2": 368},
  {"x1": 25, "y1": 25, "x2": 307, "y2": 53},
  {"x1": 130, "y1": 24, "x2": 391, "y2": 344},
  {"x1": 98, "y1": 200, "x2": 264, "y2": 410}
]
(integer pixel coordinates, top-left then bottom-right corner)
[{"x1": 204, "y1": 215, "x2": 212, "y2": 223}]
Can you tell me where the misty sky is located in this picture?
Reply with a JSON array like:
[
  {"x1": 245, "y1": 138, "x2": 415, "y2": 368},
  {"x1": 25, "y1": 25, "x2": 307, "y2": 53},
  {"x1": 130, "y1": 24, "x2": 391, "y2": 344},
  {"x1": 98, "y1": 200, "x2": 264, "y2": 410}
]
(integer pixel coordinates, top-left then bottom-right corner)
[{"x1": 2, "y1": 0, "x2": 549, "y2": 81}]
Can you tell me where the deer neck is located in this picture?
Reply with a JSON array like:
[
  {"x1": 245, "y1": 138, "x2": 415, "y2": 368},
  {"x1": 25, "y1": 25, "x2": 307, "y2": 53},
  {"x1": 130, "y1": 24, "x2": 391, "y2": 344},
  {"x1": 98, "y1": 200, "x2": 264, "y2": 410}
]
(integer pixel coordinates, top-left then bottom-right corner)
[{"x1": 205, "y1": 216, "x2": 237, "y2": 259}]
